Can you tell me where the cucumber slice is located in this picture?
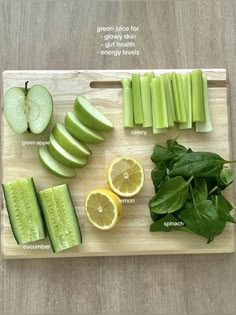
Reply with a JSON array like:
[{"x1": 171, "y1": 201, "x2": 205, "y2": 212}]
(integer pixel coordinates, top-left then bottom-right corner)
[
  {"x1": 2, "y1": 177, "x2": 45, "y2": 244},
  {"x1": 39, "y1": 184, "x2": 82, "y2": 252},
  {"x1": 65, "y1": 111, "x2": 104, "y2": 144},
  {"x1": 74, "y1": 96, "x2": 113, "y2": 131},
  {"x1": 52, "y1": 123, "x2": 92, "y2": 158},
  {"x1": 39, "y1": 146, "x2": 76, "y2": 178},
  {"x1": 48, "y1": 134, "x2": 88, "y2": 168}
]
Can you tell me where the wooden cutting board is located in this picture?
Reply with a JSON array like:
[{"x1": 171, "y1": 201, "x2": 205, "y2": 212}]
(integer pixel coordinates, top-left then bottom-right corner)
[{"x1": 1, "y1": 69, "x2": 235, "y2": 259}]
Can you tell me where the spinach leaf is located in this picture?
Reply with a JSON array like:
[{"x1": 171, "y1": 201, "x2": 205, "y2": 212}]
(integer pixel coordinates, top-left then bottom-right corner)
[
  {"x1": 149, "y1": 176, "x2": 190, "y2": 214},
  {"x1": 167, "y1": 139, "x2": 189, "y2": 157},
  {"x1": 211, "y1": 194, "x2": 236, "y2": 224},
  {"x1": 178, "y1": 200, "x2": 227, "y2": 243},
  {"x1": 151, "y1": 167, "x2": 167, "y2": 193},
  {"x1": 192, "y1": 178, "x2": 208, "y2": 203},
  {"x1": 177, "y1": 226, "x2": 195, "y2": 233},
  {"x1": 151, "y1": 145, "x2": 174, "y2": 165},
  {"x1": 150, "y1": 211, "x2": 166, "y2": 222},
  {"x1": 204, "y1": 168, "x2": 233, "y2": 193},
  {"x1": 227, "y1": 215, "x2": 236, "y2": 224},
  {"x1": 169, "y1": 152, "x2": 226, "y2": 178},
  {"x1": 148, "y1": 139, "x2": 235, "y2": 243},
  {"x1": 219, "y1": 168, "x2": 233, "y2": 187},
  {"x1": 150, "y1": 214, "x2": 185, "y2": 232}
]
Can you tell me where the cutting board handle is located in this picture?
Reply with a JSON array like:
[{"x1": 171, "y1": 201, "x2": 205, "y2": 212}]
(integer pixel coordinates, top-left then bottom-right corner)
[{"x1": 90, "y1": 80, "x2": 228, "y2": 89}]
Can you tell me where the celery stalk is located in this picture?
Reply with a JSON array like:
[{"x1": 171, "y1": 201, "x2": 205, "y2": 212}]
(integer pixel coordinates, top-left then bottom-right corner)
[
  {"x1": 196, "y1": 76, "x2": 213, "y2": 132},
  {"x1": 132, "y1": 74, "x2": 143, "y2": 124},
  {"x1": 153, "y1": 127, "x2": 168, "y2": 134},
  {"x1": 144, "y1": 72, "x2": 154, "y2": 81},
  {"x1": 179, "y1": 73, "x2": 192, "y2": 129},
  {"x1": 121, "y1": 78, "x2": 134, "y2": 128},
  {"x1": 151, "y1": 77, "x2": 168, "y2": 130},
  {"x1": 176, "y1": 73, "x2": 187, "y2": 123},
  {"x1": 163, "y1": 74, "x2": 174, "y2": 127},
  {"x1": 192, "y1": 69, "x2": 205, "y2": 122},
  {"x1": 151, "y1": 78, "x2": 166, "y2": 133},
  {"x1": 140, "y1": 76, "x2": 152, "y2": 127},
  {"x1": 151, "y1": 78, "x2": 159, "y2": 132},
  {"x1": 164, "y1": 73, "x2": 176, "y2": 122},
  {"x1": 172, "y1": 73, "x2": 187, "y2": 123}
]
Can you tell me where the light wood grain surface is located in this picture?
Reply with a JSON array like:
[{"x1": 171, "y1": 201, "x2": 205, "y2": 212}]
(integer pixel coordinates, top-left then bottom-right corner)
[
  {"x1": 2, "y1": 69, "x2": 234, "y2": 259},
  {"x1": 1, "y1": 0, "x2": 236, "y2": 314}
]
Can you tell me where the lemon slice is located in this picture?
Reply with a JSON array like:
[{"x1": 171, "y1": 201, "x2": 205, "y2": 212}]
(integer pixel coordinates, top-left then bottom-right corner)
[
  {"x1": 106, "y1": 156, "x2": 144, "y2": 197},
  {"x1": 85, "y1": 188, "x2": 122, "y2": 230}
]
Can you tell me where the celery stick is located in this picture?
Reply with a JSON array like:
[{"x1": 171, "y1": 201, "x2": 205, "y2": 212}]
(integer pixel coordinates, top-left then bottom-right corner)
[
  {"x1": 144, "y1": 72, "x2": 154, "y2": 81},
  {"x1": 176, "y1": 73, "x2": 187, "y2": 123},
  {"x1": 140, "y1": 76, "x2": 152, "y2": 127},
  {"x1": 179, "y1": 73, "x2": 192, "y2": 129},
  {"x1": 121, "y1": 78, "x2": 131, "y2": 88},
  {"x1": 192, "y1": 69, "x2": 205, "y2": 122},
  {"x1": 151, "y1": 78, "x2": 166, "y2": 133},
  {"x1": 159, "y1": 76, "x2": 169, "y2": 129},
  {"x1": 172, "y1": 73, "x2": 187, "y2": 123},
  {"x1": 151, "y1": 77, "x2": 168, "y2": 129},
  {"x1": 163, "y1": 74, "x2": 174, "y2": 127},
  {"x1": 164, "y1": 73, "x2": 176, "y2": 122},
  {"x1": 153, "y1": 127, "x2": 168, "y2": 134},
  {"x1": 151, "y1": 78, "x2": 159, "y2": 131},
  {"x1": 132, "y1": 74, "x2": 143, "y2": 124},
  {"x1": 196, "y1": 76, "x2": 213, "y2": 132},
  {"x1": 121, "y1": 78, "x2": 134, "y2": 128}
]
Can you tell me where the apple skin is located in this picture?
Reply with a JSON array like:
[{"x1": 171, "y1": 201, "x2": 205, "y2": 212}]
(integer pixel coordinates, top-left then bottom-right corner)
[
  {"x1": 38, "y1": 146, "x2": 76, "y2": 178},
  {"x1": 64, "y1": 111, "x2": 104, "y2": 144},
  {"x1": 48, "y1": 134, "x2": 88, "y2": 168},
  {"x1": 52, "y1": 123, "x2": 92, "y2": 158},
  {"x1": 74, "y1": 96, "x2": 113, "y2": 131}
]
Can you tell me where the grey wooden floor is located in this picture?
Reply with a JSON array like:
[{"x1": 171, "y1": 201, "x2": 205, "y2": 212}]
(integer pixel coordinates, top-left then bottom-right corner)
[{"x1": 1, "y1": 0, "x2": 236, "y2": 314}]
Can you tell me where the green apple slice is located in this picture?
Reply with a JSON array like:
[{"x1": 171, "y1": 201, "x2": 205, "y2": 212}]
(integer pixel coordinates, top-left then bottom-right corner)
[
  {"x1": 74, "y1": 96, "x2": 113, "y2": 131},
  {"x1": 3, "y1": 84, "x2": 53, "y2": 134},
  {"x1": 65, "y1": 111, "x2": 104, "y2": 144},
  {"x1": 48, "y1": 134, "x2": 88, "y2": 168},
  {"x1": 52, "y1": 123, "x2": 91, "y2": 158},
  {"x1": 39, "y1": 146, "x2": 76, "y2": 178}
]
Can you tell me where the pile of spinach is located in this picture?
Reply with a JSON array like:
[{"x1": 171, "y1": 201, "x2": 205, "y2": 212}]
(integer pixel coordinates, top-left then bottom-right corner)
[{"x1": 149, "y1": 139, "x2": 236, "y2": 243}]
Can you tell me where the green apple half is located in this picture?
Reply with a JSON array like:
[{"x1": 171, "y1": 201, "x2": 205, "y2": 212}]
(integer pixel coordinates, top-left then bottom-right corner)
[
  {"x1": 3, "y1": 83, "x2": 53, "y2": 134},
  {"x1": 74, "y1": 96, "x2": 113, "y2": 131}
]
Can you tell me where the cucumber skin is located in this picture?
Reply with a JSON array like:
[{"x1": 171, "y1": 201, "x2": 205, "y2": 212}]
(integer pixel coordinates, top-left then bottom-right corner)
[
  {"x1": 67, "y1": 186, "x2": 83, "y2": 244},
  {"x1": 2, "y1": 178, "x2": 46, "y2": 244},
  {"x1": 2, "y1": 185, "x2": 20, "y2": 244},
  {"x1": 39, "y1": 184, "x2": 82, "y2": 253}
]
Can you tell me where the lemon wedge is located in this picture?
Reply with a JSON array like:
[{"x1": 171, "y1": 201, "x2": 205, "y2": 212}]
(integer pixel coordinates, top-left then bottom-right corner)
[
  {"x1": 84, "y1": 188, "x2": 122, "y2": 230},
  {"x1": 106, "y1": 156, "x2": 144, "y2": 197}
]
